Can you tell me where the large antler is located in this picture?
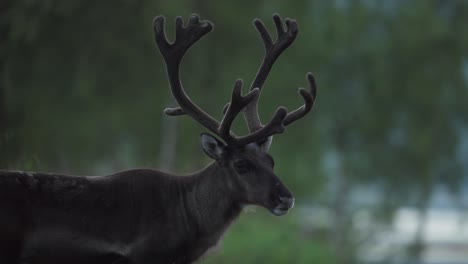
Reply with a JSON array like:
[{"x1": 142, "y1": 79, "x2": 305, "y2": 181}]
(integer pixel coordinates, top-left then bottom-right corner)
[
  {"x1": 154, "y1": 14, "x2": 316, "y2": 147},
  {"x1": 242, "y1": 14, "x2": 317, "y2": 149}
]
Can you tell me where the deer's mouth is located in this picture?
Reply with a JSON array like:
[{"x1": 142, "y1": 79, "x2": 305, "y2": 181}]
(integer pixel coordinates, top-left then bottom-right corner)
[
  {"x1": 271, "y1": 207, "x2": 290, "y2": 216},
  {"x1": 269, "y1": 196, "x2": 294, "y2": 216}
]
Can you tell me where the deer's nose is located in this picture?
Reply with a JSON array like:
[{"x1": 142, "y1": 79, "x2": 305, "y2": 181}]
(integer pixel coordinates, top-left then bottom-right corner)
[{"x1": 279, "y1": 196, "x2": 295, "y2": 209}]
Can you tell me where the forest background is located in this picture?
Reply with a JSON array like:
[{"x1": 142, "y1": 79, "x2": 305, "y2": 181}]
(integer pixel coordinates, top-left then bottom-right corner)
[{"x1": 1, "y1": 0, "x2": 467, "y2": 263}]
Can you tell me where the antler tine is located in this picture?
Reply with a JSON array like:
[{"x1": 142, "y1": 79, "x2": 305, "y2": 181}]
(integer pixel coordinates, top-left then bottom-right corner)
[
  {"x1": 154, "y1": 14, "x2": 221, "y2": 136},
  {"x1": 251, "y1": 14, "x2": 298, "y2": 90},
  {"x1": 239, "y1": 73, "x2": 317, "y2": 144},
  {"x1": 155, "y1": 14, "x2": 316, "y2": 149},
  {"x1": 236, "y1": 107, "x2": 287, "y2": 146},
  {"x1": 218, "y1": 81, "x2": 259, "y2": 143},
  {"x1": 234, "y1": 72, "x2": 316, "y2": 147},
  {"x1": 283, "y1": 73, "x2": 317, "y2": 126},
  {"x1": 243, "y1": 14, "x2": 298, "y2": 134}
]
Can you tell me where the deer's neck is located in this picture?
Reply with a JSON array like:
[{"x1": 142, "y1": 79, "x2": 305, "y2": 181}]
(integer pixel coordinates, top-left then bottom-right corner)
[{"x1": 181, "y1": 163, "x2": 243, "y2": 238}]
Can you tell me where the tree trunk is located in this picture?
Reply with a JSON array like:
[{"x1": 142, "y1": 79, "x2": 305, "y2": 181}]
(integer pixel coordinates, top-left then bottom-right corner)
[{"x1": 408, "y1": 184, "x2": 432, "y2": 264}]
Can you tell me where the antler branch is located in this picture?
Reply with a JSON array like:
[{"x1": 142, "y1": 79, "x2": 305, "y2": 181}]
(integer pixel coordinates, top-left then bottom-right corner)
[
  {"x1": 154, "y1": 15, "x2": 221, "y2": 135},
  {"x1": 154, "y1": 14, "x2": 316, "y2": 149},
  {"x1": 235, "y1": 107, "x2": 287, "y2": 146},
  {"x1": 219, "y1": 81, "x2": 259, "y2": 142},
  {"x1": 243, "y1": 14, "x2": 299, "y2": 132},
  {"x1": 283, "y1": 73, "x2": 317, "y2": 126}
]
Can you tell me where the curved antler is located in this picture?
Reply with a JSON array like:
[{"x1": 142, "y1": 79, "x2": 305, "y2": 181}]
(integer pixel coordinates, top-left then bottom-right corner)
[
  {"x1": 243, "y1": 14, "x2": 299, "y2": 132},
  {"x1": 154, "y1": 14, "x2": 259, "y2": 146},
  {"x1": 219, "y1": 80, "x2": 260, "y2": 142},
  {"x1": 154, "y1": 15, "x2": 220, "y2": 136},
  {"x1": 283, "y1": 73, "x2": 317, "y2": 126},
  {"x1": 241, "y1": 14, "x2": 317, "y2": 150},
  {"x1": 154, "y1": 14, "x2": 316, "y2": 148}
]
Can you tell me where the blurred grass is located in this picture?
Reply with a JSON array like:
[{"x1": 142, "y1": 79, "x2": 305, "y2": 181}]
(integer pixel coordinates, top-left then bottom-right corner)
[{"x1": 202, "y1": 208, "x2": 334, "y2": 264}]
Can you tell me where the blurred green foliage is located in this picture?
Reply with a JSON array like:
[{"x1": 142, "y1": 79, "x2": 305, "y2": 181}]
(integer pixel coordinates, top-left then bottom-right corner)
[
  {"x1": 203, "y1": 210, "x2": 335, "y2": 264},
  {"x1": 1, "y1": 0, "x2": 468, "y2": 263}
]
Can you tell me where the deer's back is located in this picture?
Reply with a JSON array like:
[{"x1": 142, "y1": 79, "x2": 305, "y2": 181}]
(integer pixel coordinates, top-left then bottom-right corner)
[{"x1": 0, "y1": 169, "x2": 173, "y2": 263}]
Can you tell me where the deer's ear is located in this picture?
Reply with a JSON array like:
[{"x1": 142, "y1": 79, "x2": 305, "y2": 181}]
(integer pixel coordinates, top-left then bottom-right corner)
[{"x1": 200, "y1": 133, "x2": 226, "y2": 160}]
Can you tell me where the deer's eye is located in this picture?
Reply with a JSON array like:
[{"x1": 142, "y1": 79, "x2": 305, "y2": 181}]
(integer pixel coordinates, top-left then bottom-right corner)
[{"x1": 233, "y1": 160, "x2": 250, "y2": 174}]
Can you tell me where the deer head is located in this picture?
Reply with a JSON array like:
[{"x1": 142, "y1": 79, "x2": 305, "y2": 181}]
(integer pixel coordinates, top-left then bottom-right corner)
[{"x1": 153, "y1": 14, "x2": 316, "y2": 216}]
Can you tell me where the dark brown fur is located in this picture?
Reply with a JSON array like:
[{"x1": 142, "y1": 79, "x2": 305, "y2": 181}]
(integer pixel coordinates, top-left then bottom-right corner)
[
  {"x1": 0, "y1": 13, "x2": 315, "y2": 264},
  {"x1": 0, "y1": 142, "x2": 293, "y2": 264}
]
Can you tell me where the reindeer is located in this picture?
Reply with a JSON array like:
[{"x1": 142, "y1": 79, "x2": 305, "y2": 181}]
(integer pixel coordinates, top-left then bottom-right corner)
[{"x1": 0, "y1": 14, "x2": 316, "y2": 264}]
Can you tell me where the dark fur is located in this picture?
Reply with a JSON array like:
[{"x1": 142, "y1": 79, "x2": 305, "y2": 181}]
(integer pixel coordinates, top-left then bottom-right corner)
[
  {"x1": 0, "y1": 143, "x2": 293, "y2": 264},
  {"x1": 0, "y1": 13, "x2": 311, "y2": 264}
]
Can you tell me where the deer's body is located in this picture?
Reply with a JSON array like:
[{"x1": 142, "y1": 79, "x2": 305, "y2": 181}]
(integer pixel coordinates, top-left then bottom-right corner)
[
  {"x1": 0, "y1": 165, "x2": 242, "y2": 263},
  {"x1": 0, "y1": 13, "x2": 317, "y2": 264}
]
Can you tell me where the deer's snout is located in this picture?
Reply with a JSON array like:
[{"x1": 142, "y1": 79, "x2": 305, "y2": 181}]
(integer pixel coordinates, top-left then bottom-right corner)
[
  {"x1": 279, "y1": 196, "x2": 295, "y2": 209},
  {"x1": 269, "y1": 186, "x2": 294, "y2": 216}
]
